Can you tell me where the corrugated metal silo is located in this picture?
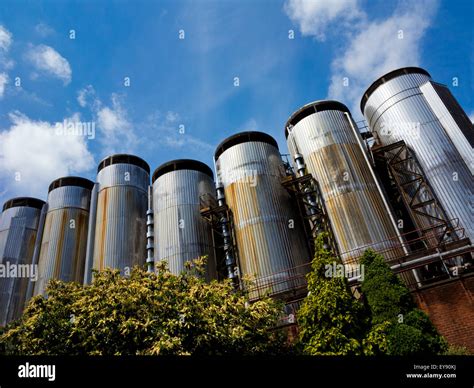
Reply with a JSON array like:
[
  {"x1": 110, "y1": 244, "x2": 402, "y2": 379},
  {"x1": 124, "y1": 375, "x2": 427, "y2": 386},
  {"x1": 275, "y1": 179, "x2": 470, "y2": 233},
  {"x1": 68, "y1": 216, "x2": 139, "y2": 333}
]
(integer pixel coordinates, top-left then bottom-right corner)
[
  {"x1": 0, "y1": 197, "x2": 45, "y2": 325},
  {"x1": 214, "y1": 131, "x2": 310, "y2": 298},
  {"x1": 33, "y1": 177, "x2": 94, "y2": 296},
  {"x1": 285, "y1": 101, "x2": 405, "y2": 265},
  {"x1": 152, "y1": 159, "x2": 217, "y2": 279},
  {"x1": 89, "y1": 154, "x2": 149, "y2": 276},
  {"x1": 361, "y1": 67, "x2": 474, "y2": 242}
]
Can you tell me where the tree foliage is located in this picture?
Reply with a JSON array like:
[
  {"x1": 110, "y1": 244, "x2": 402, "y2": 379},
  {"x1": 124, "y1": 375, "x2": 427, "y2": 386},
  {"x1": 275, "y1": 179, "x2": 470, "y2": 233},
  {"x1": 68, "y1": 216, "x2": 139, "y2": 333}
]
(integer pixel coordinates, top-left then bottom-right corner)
[
  {"x1": 360, "y1": 250, "x2": 447, "y2": 355},
  {"x1": 297, "y1": 234, "x2": 369, "y2": 355},
  {"x1": 0, "y1": 259, "x2": 287, "y2": 355},
  {"x1": 298, "y1": 241, "x2": 447, "y2": 356}
]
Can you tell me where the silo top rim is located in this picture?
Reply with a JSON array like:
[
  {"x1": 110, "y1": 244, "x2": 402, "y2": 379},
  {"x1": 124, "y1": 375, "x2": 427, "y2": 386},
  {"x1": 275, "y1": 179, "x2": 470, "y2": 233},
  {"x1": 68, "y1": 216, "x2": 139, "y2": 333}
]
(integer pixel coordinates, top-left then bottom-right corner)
[
  {"x1": 152, "y1": 159, "x2": 214, "y2": 183},
  {"x1": 360, "y1": 67, "x2": 431, "y2": 114},
  {"x1": 2, "y1": 197, "x2": 45, "y2": 212},
  {"x1": 214, "y1": 131, "x2": 279, "y2": 160},
  {"x1": 284, "y1": 100, "x2": 350, "y2": 138},
  {"x1": 48, "y1": 176, "x2": 95, "y2": 193},
  {"x1": 97, "y1": 154, "x2": 150, "y2": 174}
]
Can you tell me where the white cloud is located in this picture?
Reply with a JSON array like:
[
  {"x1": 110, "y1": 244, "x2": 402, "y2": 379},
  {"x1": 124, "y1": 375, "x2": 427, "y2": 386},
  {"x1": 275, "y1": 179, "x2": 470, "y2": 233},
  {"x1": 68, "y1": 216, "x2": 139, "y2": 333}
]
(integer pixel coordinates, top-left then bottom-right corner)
[
  {"x1": 34, "y1": 23, "x2": 55, "y2": 37},
  {"x1": 469, "y1": 112, "x2": 474, "y2": 124},
  {"x1": 26, "y1": 44, "x2": 72, "y2": 85},
  {"x1": 0, "y1": 112, "x2": 94, "y2": 199},
  {"x1": 285, "y1": 0, "x2": 438, "y2": 117},
  {"x1": 96, "y1": 94, "x2": 138, "y2": 155},
  {"x1": 284, "y1": 0, "x2": 364, "y2": 41},
  {"x1": 0, "y1": 73, "x2": 8, "y2": 98},
  {"x1": 0, "y1": 25, "x2": 12, "y2": 51},
  {"x1": 328, "y1": 1, "x2": 438, "y2": 115}
]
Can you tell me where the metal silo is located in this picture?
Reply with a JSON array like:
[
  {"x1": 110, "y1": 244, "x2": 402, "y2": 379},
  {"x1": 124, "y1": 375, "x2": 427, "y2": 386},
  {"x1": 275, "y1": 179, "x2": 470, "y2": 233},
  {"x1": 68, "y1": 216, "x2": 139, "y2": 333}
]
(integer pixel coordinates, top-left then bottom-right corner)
[
  {"x1": 361, "y1": 67, "x2": 474, "y2": 242},
  {"x1": 33, "y1": 177, "x2": 94, "y2": 296},
  {"x1": 0, "y1": 197, "x2": 45, "y2": 325},
  {"x1": 152, "y1": 159, "x2": 217, "y2": 279},
  {"x1": 214, "y1": 131, "x2": 310, "y2": 298},
  {"x1": 87, "y1": 154, "x2": 149, "y2": 277},
  {"x1": 285, "y1": 101, "x2": 405, "y2": 266}
]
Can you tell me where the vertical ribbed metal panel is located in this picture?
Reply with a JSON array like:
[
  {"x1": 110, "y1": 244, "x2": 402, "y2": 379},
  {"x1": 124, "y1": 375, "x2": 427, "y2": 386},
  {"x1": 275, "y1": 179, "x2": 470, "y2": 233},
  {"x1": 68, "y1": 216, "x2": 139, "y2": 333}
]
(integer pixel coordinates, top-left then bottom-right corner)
[
  {"x1": 216, "y1": 141, "x2": 310, "y2": 297},
  {"x1": 34, "y1": 185, "x2": 92, "y2": 296},
  {"x1": 92, "y1": 163, "x2": 148, "y2": 273},
  {"x1": 153, "y1": 169, "x2": 217, "y2": 279},
  {"x1": 0, "y1": 206, "x2": 42, "y2": 326},
  {"x1": 287, "y1": 107, "x2": 404, "y2": 265},
  {"x1": 362, "y1": 72, "x2": 474, "y2": 241},
  {"x1": 420, "y1": 82, "x2": 474, "y2": 175}
]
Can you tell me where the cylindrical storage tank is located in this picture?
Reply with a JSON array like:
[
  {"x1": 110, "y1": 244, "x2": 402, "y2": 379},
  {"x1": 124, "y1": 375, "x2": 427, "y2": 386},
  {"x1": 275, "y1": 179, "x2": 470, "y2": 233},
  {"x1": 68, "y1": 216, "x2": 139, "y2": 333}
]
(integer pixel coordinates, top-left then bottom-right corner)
[
  {"x1": 91, "y1": 154, "x2": 149, "y2": 275},
  {"x1": 361, "y1": 67, "x2": 474, "y2": 241},
  {"x1": 285, "y1": 101, "x2": 404, "y2": 265},
  {"x1": 214, "y1": 131, "x2": 310, "y2": 298},
  {"x1": 0, "y1": 197, "x2": 45, "y2": 325},
  {"x1": 152, "y1": 159, "x2": 217, "y2": 279},
  {"x1": 33, "y1": 177, "x2": 94, "y2": 296}
]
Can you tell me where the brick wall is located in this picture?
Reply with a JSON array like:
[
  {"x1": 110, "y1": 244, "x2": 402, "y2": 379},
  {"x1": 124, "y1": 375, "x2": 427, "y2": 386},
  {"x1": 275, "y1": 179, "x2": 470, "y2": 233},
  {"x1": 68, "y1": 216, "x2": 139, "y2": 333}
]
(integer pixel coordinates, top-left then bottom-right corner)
[{"x1": 411, "y1": 274, "x2": 474, "y2": 352}]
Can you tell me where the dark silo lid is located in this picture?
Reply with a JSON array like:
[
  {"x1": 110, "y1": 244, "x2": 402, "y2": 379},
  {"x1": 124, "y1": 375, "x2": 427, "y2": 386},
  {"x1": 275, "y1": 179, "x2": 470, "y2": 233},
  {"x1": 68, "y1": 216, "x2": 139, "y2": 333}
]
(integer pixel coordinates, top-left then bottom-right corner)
[
  {"x1": 48, "y1": 176, "x2": 95, "y2": 193},
  {"x1": 152, "y1": 159, "x2": 214, "y2": 183},
  {"x1": 214, "y1": 131, "x2": 279, "y2": 160},
  {"x1": 284, "y1": 100, "x2": 351, "y2": 138},
  {"x1": 2, "y1": 197, "x2": 45, "y2": 212},
  {"x1": 97, "y1": 154, "x2": 150, "y2": 174},
  {"x1": 360, "y1": 67, "x2": 431, "y2": 114}
]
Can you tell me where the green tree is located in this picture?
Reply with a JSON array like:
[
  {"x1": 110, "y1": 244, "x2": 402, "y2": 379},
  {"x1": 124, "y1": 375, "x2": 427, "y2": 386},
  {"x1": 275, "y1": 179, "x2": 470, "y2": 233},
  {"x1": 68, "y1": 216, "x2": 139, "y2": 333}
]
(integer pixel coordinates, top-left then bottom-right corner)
[
  {"x1": 360, "y1": 249, "x2": 447, "y2": 355},
  {"x1": 297, "y1": 234, "x2": 368, "y2": 355},
  {"x1": 0, "y1": 258, "x2": 287, "y2": 355}
]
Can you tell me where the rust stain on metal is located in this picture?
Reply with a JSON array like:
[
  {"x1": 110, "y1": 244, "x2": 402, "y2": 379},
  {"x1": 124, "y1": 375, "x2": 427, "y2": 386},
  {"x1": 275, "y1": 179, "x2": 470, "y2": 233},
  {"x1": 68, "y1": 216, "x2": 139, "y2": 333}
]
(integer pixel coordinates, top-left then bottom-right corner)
[{"x1": 53, "y1": 210, "x2": 68, "y2": 278}]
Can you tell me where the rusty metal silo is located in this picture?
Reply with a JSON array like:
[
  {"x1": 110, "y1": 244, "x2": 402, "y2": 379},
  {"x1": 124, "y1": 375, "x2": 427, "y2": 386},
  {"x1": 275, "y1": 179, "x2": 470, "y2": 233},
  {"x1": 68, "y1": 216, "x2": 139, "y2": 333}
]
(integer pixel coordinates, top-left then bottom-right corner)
[
  {"x1": 285, "y1": 101, "x2": 405, "y2": 266},
  {"x1": 87, "y1": 154, "x2": 149, "y2": 277},
  {"x1": 361, "y1": 67, "x2": 474, "y2": 243},
  {"x1": 152, "y1": 159, "x2": 217, "y2": 280},
  {"x1": 214, "y1": 131, "x2": 310, "y2": 298},
  {"x1": 33, "y1": 177, "x2": 94, "y2": 296},
  {"x1": 0, "y1": 197, "x2": 45, "y2": 325}
]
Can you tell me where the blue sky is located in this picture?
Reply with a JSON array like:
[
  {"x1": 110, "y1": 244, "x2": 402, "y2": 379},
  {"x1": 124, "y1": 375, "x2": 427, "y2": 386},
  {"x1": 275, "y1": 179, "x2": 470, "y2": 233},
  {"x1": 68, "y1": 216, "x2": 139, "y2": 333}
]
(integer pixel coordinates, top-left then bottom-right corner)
[{"x1": 0, "y1": 0, "x2": 472, "y2": 205}]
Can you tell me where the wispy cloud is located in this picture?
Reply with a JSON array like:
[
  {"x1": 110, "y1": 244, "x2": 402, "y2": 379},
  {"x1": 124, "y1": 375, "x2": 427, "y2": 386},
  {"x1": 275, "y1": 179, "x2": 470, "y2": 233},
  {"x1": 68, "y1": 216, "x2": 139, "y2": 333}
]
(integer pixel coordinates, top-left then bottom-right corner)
[
  {"x1": 77, "y1": 85, "x2": 96, "y2": 108},
  {"x1": 141, "y1": 110, "x2": 214, "y2": 154},
  {"x1": 95, "y1": 94, "x2": 138, "y2": 156},
  {"x1": 0, "y1": 24, "x2": 14, "y2": 72},
  {"x1": 0, "y1": 73, "x2": 8, "y2": 99},
  {"x1": 237, "y1": 118, "x2": 259, "y2": 132},
  {"x1": 34, "y1": 23, "x2": 55, "y2": 37},
  {"x1": 0, "y1": 25, "x2": 12, "y2": 51},
  {"x1": 285, "y1": 0, "x2": 439, "y2": 116},
  {"x1": 26, "y1": 44, "x2": 72, "y2": 85}
]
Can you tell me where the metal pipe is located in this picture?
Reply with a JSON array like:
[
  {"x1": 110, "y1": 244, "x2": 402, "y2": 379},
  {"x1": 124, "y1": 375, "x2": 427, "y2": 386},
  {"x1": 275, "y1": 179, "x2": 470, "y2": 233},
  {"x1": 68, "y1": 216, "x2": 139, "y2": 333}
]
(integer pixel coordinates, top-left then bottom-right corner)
[
  {"x1": 146, "y1": 185, "x2": 154, "y2": 273},
  {"x1": 216, "y1": 183, "x2": 237, "y2": 282},
  {"x1": 83, "y1": 182, "x2": 98, "y2": 284},
  {"x1": 347, "y1": 244, "x2": 474, "y2": 283}
]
